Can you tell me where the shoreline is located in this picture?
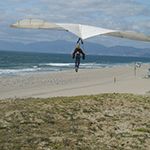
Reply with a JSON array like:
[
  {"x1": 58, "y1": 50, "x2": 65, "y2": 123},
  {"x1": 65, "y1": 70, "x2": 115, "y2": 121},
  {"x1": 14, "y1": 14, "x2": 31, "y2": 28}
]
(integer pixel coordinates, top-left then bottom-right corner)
[
  {"x1": 0, "y1": 65, "x2": 150, "y2": 100},
  {"x1": 1, "y1": 62, "x2": 150, "y2": 79}
]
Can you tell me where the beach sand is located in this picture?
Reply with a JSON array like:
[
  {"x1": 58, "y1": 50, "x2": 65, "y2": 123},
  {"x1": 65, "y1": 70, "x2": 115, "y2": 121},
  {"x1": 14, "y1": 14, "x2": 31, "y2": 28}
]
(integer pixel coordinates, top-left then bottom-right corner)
[{"x1": 0, "y1": 65, "x2": 150, "y2": 100}]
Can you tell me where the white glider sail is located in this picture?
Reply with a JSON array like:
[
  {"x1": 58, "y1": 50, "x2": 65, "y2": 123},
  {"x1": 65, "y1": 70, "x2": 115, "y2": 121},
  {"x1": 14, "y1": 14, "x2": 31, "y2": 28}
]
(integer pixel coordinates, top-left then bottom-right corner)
[
  {"x1": 11, "y1": 19, "x2": 150, "y2": 42},
  {"x1": 10, "y1": 19, "x2": 66, "y2": 31},
  {"x1": 57, "y1": 23, "x2": 115, "y2": 40}
]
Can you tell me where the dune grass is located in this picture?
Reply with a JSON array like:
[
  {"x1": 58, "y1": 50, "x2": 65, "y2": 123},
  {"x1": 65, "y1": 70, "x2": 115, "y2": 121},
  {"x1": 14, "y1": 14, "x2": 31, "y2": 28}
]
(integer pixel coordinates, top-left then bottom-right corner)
[{"x1": 0, "y1": 93, "x2": 150, "y2": 149}]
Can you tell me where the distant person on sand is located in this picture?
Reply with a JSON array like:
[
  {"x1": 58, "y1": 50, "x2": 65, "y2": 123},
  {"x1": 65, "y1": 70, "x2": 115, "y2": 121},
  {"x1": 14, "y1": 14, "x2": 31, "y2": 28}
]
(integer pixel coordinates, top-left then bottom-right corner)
[
  {"x1": 114, "y1": 77, "x2": 116, "y2": 84},
  {"x1": 72, "y1": 45, "x2": 85, "y2": 72}
]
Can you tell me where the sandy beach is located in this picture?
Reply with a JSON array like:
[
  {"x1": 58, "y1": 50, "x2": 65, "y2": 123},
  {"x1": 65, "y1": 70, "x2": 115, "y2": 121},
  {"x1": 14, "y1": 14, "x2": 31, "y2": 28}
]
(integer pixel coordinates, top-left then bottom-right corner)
[{"x1": 0, "y1": 64, "x2": 150, "y2": 100}]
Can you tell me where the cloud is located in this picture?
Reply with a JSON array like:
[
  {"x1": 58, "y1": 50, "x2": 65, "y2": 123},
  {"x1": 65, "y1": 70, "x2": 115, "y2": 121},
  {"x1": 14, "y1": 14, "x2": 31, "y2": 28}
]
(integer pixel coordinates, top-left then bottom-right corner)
[
  {"x1": 97, "y1": 0, "x2": 150, "y2": 18},
  {"x1": 38, "y1": 0, "x2": 150, "y2": 18},
  {"x1": 0, "y1": 0, "x2": 27, "y2": 3}
]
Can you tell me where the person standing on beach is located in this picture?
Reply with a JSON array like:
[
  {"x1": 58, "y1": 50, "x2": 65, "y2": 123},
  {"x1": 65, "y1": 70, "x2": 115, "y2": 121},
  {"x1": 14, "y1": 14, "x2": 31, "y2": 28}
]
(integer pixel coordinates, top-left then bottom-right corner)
[{"x1": 72, "y1": 45, "x2": 85, "y2": 72}]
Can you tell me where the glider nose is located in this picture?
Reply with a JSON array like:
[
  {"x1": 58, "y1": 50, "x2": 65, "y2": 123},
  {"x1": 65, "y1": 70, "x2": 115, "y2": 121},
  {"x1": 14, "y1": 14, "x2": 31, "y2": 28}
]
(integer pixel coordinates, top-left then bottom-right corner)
[
  {"x1": 10, "y1": 23, "x2": 18, "y2": 28},
  {"x1": 10, "y1": 24, "x2": 15, "y2": 28}
]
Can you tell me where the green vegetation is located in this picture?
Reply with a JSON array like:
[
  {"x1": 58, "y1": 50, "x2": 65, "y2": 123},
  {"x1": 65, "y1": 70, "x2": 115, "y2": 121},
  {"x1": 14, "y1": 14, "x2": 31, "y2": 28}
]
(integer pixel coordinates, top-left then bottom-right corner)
[
  {"x1": 135, "y1": 128, "x2": 150, "y2": 133},
  {"x1": 111, "y1": 118, "x2": 120, "y2": 121},
  {"x1": 0, "y1": 93, "x2": 150, "y2": 149}
]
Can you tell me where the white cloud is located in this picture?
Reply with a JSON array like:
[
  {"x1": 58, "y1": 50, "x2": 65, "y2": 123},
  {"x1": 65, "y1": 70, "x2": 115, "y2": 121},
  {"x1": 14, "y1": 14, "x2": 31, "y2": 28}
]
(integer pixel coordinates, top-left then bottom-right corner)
[
  {"x1": 0, "y1": 0, "x2": 26, "y2": 3},
  {"x1": 97, "y1": 0, "x2": 149, "y2": 18},
  {"x1": 38, "y1": 0, "x2": 150, "y2": 18}
]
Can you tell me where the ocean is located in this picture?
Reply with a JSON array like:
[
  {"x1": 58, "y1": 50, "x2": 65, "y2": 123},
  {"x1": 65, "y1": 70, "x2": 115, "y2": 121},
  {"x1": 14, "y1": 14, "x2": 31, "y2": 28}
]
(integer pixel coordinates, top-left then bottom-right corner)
[{"x1": 0, "y1": 50, "x2": 150, "y2": 77}]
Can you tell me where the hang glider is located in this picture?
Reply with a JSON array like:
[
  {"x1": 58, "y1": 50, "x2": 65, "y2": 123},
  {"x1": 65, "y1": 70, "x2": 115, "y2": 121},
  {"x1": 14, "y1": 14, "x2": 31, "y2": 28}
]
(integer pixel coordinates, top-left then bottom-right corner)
[{"x1": 10, "y1": 19, "x2": 150, "y2": 43}]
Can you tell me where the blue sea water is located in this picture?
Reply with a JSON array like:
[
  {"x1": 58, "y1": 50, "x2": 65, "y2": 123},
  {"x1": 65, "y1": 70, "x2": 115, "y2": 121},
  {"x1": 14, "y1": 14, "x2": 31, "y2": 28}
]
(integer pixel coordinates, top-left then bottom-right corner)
[{"x1": 0, "y1": 50, "x2": 150, "y2": 77}]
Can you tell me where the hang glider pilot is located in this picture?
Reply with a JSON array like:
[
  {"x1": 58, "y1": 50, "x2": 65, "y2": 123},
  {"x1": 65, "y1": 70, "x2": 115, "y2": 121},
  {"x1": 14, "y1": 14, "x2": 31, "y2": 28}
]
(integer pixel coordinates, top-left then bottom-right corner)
[{"x1": 72, "y1": 45, "x2": 85, "y2": 72}]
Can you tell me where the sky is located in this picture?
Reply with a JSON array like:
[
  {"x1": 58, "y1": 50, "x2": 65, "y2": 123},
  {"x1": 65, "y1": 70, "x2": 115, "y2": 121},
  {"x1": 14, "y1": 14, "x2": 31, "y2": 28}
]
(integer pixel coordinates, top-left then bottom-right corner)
[{"x1": 1, "y1": 0, "x2": 150, "y2": 48}]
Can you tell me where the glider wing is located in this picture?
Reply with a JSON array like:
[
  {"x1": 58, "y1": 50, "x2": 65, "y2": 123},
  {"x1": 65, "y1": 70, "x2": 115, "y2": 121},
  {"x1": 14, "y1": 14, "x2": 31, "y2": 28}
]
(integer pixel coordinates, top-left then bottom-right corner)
[
  {"x1": 57, "y1": 23, "x2": 115, "y2": 40},
  {"x1": 11, "y1": 19, "x2": 150, "y2": 42},
  {"x1": 104, "y1": 31, "x2": 150, "y2": 42},
  {"x1": 10, "y1": 19, "x2": 67, "y2": 31}
]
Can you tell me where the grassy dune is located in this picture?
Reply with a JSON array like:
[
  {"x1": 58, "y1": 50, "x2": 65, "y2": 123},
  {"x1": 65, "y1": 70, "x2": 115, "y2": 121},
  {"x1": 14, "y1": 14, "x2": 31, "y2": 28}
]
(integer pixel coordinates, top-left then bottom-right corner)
[{"x1": 0, "y1": 93, "x2": 150, "y2": 150}]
